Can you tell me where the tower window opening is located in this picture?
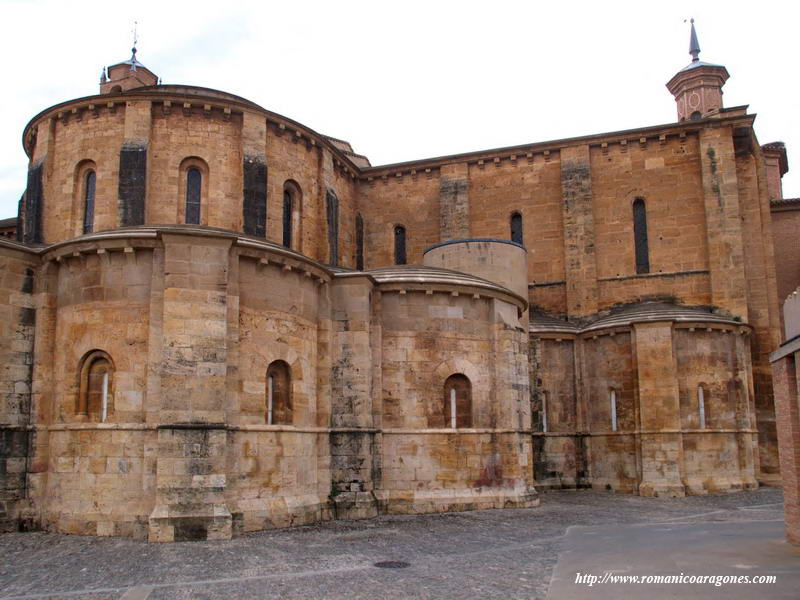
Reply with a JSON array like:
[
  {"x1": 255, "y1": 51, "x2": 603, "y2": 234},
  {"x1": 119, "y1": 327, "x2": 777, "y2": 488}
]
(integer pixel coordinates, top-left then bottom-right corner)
[
  {"x1": 355, "y1": 213, "x2": 365, "y2": 270},
  {"x1": 185, "y1": 167, "x2": 202, "y2": 225},
  {"x1": 394, "y1": 225, "x2": 407, "y2": 265},
  {"x1": 510, "y1": 212, "x2": 523, "y2": 245},
  {"x1": 282, "y1": 188, "x2": 293, "y2": 249},
  {"x1": 83, "y1": 170, "x2": 96, "y2": 234},
  {"x1": 632, "y1": 198, "x2": 650, "y2": 274}
]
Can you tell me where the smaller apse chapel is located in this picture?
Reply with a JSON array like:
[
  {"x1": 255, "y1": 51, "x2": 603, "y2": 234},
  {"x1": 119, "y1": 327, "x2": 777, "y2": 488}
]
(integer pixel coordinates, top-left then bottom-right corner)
[{"x1": 0, "y1": 23, "x2": 790, "y2": 541}]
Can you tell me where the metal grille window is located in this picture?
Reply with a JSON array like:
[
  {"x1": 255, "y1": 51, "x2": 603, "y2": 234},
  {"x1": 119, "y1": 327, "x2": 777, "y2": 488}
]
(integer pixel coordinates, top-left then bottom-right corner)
[
  {"x1": 394, "y1": 225, "x2": 407, "y2": 265},
  {"x1": 83, "y1": 171, "x2": 96, "y2": 234},
  {"x1": 511, "y1": 212, "x2": 523, "y2": 245},
  {"x1": 185, "y1": 168, "x2": 202, "y2": 225},
  {"x1": 633, "y1": 198, "x2": 650, "y2": 274}
]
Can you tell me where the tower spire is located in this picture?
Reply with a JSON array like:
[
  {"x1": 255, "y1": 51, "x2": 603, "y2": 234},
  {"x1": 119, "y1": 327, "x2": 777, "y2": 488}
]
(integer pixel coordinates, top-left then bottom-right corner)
[
  {"x1": 129, "y1": 21, "x2": 139, "y2": 71},
  {"x1": 689, "y1": 18, "x2": 701, "y2": 63}
]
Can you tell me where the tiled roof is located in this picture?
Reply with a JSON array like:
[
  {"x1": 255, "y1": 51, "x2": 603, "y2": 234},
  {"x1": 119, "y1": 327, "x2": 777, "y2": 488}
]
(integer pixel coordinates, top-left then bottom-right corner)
[{"x1": 530, "y1": 302, "x2": 741, "y2": 335}]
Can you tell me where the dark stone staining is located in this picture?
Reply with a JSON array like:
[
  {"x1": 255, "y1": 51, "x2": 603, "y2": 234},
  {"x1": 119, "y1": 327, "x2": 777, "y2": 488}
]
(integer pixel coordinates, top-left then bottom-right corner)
[
  {"x1": 326, "y1": 189, "x2": 339, "y2": 266},
  {"x1": 21, "y1": 163, "x2": 44, "y2": 244},
  {"x1": 330, "y1": 432, "x2": 374, "y2": 490},
  {"x1": 173, "y1": 518, "x2": 210, "y2": 542},
  {"x1": 16, "y1": 195, "x2": 24, "y2": 243},
  {"x1": 439, "y1": 177, "x2": 469, "y2": 240},
  {"x1": 632, "y1": 199, "x2": 650, "y2": 275},
  {"x1": 733, "y1": 127, "x2": 753, "y2": 156},
  {"x1": 21, "y1": 268, "x2": 34, "y2": 294},
  {"x1": 0, "y1": 428, "x2": 30, "y2": 532},
  {"x1": 118, "y1": 143, "x2": 147, "y2": 227},
  {"x1": 243, "y1": 156, "x2": 267, "y2": 237},
  {"x1": 19, "y1": 308, "x2": 35, "y2": 327}
]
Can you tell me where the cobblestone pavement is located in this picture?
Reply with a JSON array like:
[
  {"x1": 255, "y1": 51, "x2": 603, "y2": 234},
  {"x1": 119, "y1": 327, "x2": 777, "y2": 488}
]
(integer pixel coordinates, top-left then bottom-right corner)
[{"x1": 0, "y1": 488, "x2": 794, "y2": 600}]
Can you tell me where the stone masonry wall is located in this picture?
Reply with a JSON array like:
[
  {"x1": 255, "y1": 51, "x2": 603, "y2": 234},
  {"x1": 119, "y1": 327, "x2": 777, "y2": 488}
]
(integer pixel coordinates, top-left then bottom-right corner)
[{"x1": 0, "y1": 244, "x2": 37, "y2": 531}]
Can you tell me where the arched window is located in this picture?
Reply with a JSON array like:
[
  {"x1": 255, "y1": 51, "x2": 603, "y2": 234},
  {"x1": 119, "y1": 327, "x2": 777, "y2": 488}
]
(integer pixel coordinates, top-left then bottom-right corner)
[
  {"x1": 632, "y1": 198, "x2": 649, "y2": 274},
  {"x1": 697, "y1": 385, "x2": 707, "y2": 429},
  {"x1": 610, "y1": 388, "x2": 618, "y2": 432},
  {"x1": 82, "y1": 170, "x2": 96, "y2": 234},
  {"x1": 355, "y1": 213, "x2": 365, "y2": 270},
  {"x1": 77, "y1": 350, "x2": 114, "y2": 422},
  {"x1": 444, "y1": 374, "x2": 472, "y2": 429},
  {"x1": 282, "y1": 188, "x2": 293, "y2": 248},
  {"x1": 394, "y1": 225, "x2": 407, "y2": 265},
  {"x1": 510, "y1": 212, "x2": 523, "y2": 245},
  {"x1": 690, "y1": 111, "x2": 702, "y2": 121},
  {"x1": 266, "y1": 360, "x2": 292, "y2": 425},
  {"x1": 185, "y1": 167, "x2": 202, "y2": 225}
]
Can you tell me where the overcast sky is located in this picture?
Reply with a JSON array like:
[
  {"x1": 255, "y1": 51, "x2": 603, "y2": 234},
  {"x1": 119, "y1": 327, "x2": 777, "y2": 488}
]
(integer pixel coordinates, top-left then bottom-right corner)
[{"x1": 1, "y1": 0, "x2": 797, "y2": 219}]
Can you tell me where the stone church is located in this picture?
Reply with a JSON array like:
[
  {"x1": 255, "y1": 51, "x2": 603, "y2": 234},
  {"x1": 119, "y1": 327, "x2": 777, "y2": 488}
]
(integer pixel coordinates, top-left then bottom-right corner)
[{"x1": 0, "y1": 23, "x2": 790, "y2": 541}]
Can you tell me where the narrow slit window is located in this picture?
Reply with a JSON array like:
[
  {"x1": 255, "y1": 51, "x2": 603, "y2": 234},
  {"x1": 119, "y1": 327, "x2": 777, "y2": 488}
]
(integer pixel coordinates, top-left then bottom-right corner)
[
  {"x1": 185, "y1": 167, "x2": 202, "y2": 225},
  {"x1": 510, "y1": 212, "x2": 523, "y2": 245},
  {"x1": 632, "y1": 198, "x2": 649, "y2": 274},
  {"x1": 610, "y1": 389, "x2": 618, "y2": 432},
  {"x1": 541, "y1": 391, "x2": 548, "y2": 433},
  {"x1": 282, "y1": 188, "x2": 293, "y2": 248},
  {"x1": 266, "y1": 360, "x2": 292, "y2": 425},
  {"x1": 267, "y1": 374, "x2": 274, "y2": 425},
  {"x1": 326, "y1": 190, "x2": 339, "y2": 266},
  {"x1": 83, "y1": 170, "x2": 96, "y2": 234},
  {"x1": 443, "y1": 374, "x2": 472, "y2": 428},
  {"x1": 394, "y1": 225, "x2": 407, "y2": 265},
  {"x1": 698, "y1": 385, "x2": 706, "y2": 429},
  {"x1": 355, "y1": 213, "x2": 364, "y2": 270}
]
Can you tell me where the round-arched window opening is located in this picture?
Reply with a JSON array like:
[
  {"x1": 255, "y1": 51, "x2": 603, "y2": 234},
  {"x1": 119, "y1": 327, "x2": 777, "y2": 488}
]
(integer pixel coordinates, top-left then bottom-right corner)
[{"x1": 690, "y1": 111, "x2": 702, "y2": 121}]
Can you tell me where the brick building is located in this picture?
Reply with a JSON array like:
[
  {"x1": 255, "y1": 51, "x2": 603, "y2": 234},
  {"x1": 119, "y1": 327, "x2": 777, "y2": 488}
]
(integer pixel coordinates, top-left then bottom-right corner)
[{"x1": 0, "y1": 24, "x2": 791, "y2": 541}]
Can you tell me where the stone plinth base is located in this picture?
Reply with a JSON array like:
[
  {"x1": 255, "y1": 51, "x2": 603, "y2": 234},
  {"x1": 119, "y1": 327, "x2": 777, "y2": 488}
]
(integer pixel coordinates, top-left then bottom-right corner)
[
  {"x1": 638, "y1": 482, "x2": 686, "y2": 498},
  {"x1": 148, "y1": 504, "x2": 232, "y2": 542},
  {"x1": 684, "y1": 477, "x2": 759, "y2": 495},
  {"x1": 333, "y1": 491, "x2": 379, "y2": 520},
  {"x1": 231, "y1": 494, "x2": 333, "y2": 534},
  {"x1": 377, "y1": 485, "x2": 539, "y2": 515}
]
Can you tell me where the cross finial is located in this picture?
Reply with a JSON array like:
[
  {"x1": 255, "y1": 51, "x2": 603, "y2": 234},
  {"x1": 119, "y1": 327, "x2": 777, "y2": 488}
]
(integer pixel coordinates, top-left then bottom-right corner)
[{"x1": 689, "y1": 18, "x2": 701, "y2": 63}]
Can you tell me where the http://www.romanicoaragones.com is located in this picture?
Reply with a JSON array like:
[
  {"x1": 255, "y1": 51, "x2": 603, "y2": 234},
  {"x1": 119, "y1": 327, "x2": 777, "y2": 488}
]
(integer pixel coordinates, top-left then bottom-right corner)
[{"x1": 575, "y1": 572, "x2": 777, "y2": 588}]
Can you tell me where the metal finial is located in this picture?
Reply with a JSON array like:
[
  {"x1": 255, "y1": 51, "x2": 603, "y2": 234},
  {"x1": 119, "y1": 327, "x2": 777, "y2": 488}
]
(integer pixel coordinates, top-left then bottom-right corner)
[
  {"x1": 100, "y1": 67, "x2": 107, "y2": 83},
  {"x1": 689, "y1": 18, "x2": 701, "y2": 62},
  {"x1": 130, "y1": 21, "x2": 139, "y2": 71}
]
